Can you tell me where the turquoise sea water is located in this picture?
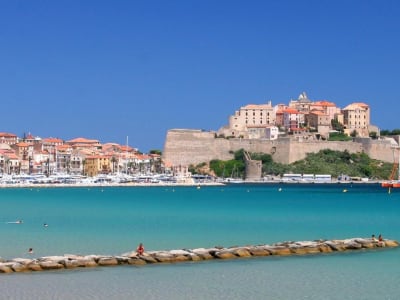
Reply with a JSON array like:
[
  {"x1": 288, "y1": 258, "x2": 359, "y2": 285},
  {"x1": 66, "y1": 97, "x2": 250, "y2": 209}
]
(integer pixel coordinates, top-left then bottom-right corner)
[{"x1": 0, "y1": 184, "x2": 399, "y2": 299}]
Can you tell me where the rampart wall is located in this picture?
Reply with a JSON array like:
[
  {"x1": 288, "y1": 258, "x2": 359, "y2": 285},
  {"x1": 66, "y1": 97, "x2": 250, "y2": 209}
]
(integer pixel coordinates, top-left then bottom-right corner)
[{"x1": 162, "y1": 129, "x2": 396, "y2": 166}]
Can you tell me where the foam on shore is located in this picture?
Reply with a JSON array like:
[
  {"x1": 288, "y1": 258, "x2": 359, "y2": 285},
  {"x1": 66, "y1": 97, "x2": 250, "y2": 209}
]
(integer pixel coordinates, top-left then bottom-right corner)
[{"x1": 0, "y1": 237, "x2": 398, "y2": 274}]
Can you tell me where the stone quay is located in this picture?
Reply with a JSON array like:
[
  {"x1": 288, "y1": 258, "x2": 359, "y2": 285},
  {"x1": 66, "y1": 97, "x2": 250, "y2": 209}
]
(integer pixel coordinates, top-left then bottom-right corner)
[{"x1": 0, "y1": 237, "x2": 398, "y2": 274}]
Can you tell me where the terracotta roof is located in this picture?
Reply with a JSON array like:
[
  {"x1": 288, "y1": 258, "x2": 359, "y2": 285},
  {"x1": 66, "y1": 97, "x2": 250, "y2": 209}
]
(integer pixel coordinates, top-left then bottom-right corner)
[
  {"x1": 43, "y1": 137, "x2": 63, "y2": 143},
  {"x1": 283, "y1": 108, "x2": 302, "y2": 114},
  {"x1": 310, "y1": 110, "x2": 328, "y2": 116},
  {"x1": 343, "y1": 102, "x2": 369, "y2": 110},
  {"x1": 67, "y1": 137, "x2": 100, "y2": 144},
  {"x1": 56, "y1": 144, "x2": 72, "y2": 151},
  {"x1": 5, "y1": 153, "x2": 19, "y2": 159},
  {"x1": 15, "y1": 142, "x2": 31, "y2": 147},
  {"x1": 0, "y1": 132, "x2": 17, "y2": 138},
  {"x1": 313, "y1": 101, "x2": 336, "y2": 107}
]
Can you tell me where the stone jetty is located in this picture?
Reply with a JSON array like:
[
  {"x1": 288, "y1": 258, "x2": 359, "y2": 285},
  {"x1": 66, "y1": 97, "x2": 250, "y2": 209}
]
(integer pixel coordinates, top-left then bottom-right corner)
[{"x1": 0, "y1": 237, "x2": 398, "y2": 274}]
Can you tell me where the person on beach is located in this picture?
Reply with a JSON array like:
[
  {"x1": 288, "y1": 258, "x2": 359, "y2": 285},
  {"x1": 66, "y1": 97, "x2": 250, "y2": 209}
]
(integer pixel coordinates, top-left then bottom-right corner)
[
  {"x1": 136, "y1": 243, "x2": 144, "y2": 255},
  {"x1": 371, "y1": 234, "x2": 376, "y2": 241},
  {"x1": 378, "y1": 234, "x2": 383, "y2": 242}
]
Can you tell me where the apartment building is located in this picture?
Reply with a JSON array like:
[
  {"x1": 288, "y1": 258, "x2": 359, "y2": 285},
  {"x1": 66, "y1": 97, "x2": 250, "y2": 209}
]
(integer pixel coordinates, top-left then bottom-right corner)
[
  {"x1": 84, "y1": 155, "x2": 112, "y2": 177},
  {"x1": 342, "y1": 102, "x2": 370, "y2": 137},
  {"x1": 0, "y1": 132, "x2": 18, "y2": 145},
  {"x1": 219, "y1": 101, "x2": 275, "y2": 138}
]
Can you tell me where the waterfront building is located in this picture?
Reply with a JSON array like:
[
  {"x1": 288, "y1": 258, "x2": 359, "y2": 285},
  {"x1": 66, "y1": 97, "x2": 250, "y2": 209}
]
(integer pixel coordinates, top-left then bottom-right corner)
[
  {"x1": 0, "y1": 149, "x2": 20, "y2": 174},
  {"x1": 83, "y1": 154, "x2": 112, "y2": 177},
  {"x1": 55, "y1": 144, "x2": 73, "y2": 173},
  {"x1": 0, "y1": 132, "x2": 18, "y2": 145},
  {"x1": 65, "y1": 137, "x2": 102, "y2": 151}
]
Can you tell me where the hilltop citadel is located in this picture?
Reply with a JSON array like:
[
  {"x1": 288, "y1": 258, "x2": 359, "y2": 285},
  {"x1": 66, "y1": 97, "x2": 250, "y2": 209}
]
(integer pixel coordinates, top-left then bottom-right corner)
[{"x1": 163, "y1": 92, "x2": 399, "y2": 175}]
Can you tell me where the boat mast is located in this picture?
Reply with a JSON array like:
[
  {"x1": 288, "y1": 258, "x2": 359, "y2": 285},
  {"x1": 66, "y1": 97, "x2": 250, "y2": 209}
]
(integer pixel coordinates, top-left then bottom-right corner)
[{"x1": 125, "y1": 136, "x2": 128, "y2": 174}]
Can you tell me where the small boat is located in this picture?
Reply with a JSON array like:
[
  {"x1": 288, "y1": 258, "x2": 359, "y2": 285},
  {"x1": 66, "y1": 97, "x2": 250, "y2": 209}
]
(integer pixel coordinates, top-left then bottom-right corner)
[
  {"x1": 392, "y1": 181, "x2": 400, "y2": 188},
  {"x1": 381, "y1": 181, "x2": 393, "y2": 188}
]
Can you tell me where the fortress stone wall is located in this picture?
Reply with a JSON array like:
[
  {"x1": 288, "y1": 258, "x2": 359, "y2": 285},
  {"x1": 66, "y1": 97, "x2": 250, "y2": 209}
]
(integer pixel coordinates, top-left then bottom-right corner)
[{"x1": 163, "y1": 129, "x2": 396, "y2": 166}]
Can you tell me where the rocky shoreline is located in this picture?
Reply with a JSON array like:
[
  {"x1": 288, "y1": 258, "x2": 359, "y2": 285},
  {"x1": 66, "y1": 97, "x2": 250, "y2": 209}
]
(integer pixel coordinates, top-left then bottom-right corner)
[{"x1": 0, "y1": 237, "x2": 398, "y2": 274}]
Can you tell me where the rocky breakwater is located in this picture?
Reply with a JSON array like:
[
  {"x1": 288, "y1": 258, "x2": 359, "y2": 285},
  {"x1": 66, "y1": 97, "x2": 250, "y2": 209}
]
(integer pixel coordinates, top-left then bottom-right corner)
[{"x1": 0, "y1": 237, "x2": 398, "y2": 274}]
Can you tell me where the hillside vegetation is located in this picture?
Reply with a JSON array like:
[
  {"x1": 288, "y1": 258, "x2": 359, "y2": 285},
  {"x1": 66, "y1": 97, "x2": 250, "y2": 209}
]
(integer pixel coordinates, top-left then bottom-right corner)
[{"x1": 190, "y1": 149, "x2": 393, "y2": 180}]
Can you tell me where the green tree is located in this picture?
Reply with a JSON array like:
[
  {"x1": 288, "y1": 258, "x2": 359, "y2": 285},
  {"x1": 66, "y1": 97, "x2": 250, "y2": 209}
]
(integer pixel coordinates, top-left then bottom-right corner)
[
  {"x1": 149, "y1": 149, "x2": 162, "y2": 155},
  {"x1": 369, "y1": 131, "x2": 378, "y2": 139},
  {"x1": 331, "y1": 118, "x2": 344, "y2": 133},
  {"x1": 391, "y1": 129, "x2": 400, "y2": 135}
]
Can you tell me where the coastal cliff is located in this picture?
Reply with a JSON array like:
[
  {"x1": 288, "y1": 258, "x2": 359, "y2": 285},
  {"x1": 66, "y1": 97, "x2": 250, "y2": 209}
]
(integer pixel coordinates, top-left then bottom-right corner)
[{"x1": 162, "y1": 129, "x2": 395, "y2": 166}]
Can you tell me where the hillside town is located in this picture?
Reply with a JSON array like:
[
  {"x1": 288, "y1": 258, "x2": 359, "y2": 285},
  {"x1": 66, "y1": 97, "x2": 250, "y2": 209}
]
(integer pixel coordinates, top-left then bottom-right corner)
[{"x1": 0, "y1": 92, "x2": 395, "y2": 185}]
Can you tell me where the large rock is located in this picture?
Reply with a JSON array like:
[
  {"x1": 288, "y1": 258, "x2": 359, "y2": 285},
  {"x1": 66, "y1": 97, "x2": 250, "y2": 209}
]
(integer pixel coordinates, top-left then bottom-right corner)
[
  {"x1": 0, "y1": 264, "x2": 13, "y2": 273},
  {"x1": 27, "y1": 262, "x2": 43, "y2": 271},
  {"x1": 153, "y1": 252, "x2": 175, "y2": 263},
  {"x1": 344, "y1": 240, "x2": 363, "y2": 250},
  {"x1": 248, "y1": 246, "x2": 271, "y2": 256},
  {"x1": 139, "y1": 255, "x2": 158, "y2": 264},
  {"x1": 384, "y1": 240, "x2": 399, "y2": 247},
  {"x1": 214, "y1": 250, "x2": 237, "y2": 259},
  {"x1": 231, "y1": 247, "x2": 252, "y2": 257},
  {"x1": 128, "y1": 258, "x2": 147, "y2": 265},
  {"x1": 39, "y1": 261, "x2": 64, "y2": 270},
  {"x1": 11, "y1": 263, "x2": 29, "y2": 272},
  {"x1": 97, "y1": 257, "x2": 119, "y2": 266},
  {"x1": 318, "y1": 244, "x2": 333, "y2": 253},
  {"x1": 271, "y1": 246, "x2": 291, "y2": 256}
]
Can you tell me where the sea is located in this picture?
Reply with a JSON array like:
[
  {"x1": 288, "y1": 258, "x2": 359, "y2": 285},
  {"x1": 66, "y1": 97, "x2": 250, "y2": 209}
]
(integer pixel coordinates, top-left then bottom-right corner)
[{"x1": 0, "y1": 183, "x2": 399, "y2": 300}]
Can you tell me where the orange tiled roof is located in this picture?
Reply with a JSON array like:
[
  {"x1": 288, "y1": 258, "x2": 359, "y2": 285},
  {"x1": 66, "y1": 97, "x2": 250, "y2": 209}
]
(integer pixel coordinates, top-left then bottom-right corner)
[
  {"x1": 310, "y1": 110, "x2": 328, "y2": 116},
  {"x1": 5, "y1": 153, "x2": 19, "y2": 159},
  {"x1": 0, "y1": 132, "x2": 17, "y2": 138},
  {"x1": 67, "y1": 137, "x2": 99, "y2": 144},
  {"x1": 15, "y1": 142, "x2": 31, "y2": 147},
  {"x1": 56, "y1": 144, "x2": 72, "y2": 151},
  {"x1": 313, "y1": 101, "x2": 336, "y2": 107},
  {"x1": 43, "y1": 137, "x2": 63, "y2": 143},
  {"x1": 283, "y1": 108, "x2": 302, "y2": 114}
]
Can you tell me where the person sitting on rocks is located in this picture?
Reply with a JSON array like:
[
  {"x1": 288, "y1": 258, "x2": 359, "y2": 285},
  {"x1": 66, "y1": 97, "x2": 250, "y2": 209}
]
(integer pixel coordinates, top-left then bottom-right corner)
[
  {"x1": 371, "y1": 234, "x2": 376, "y2": 241},
  {"x1": 136, "y1": 243, "x2": 144, "y2": 255},
  {"x1": 378, "y1": 234, "x2": 383, "y2": 242}
]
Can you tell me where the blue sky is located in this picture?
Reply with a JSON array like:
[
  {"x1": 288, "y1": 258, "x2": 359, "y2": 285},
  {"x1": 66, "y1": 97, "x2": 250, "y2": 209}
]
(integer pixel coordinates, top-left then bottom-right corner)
[{"x1": 1, "y1": 0, "x2": 399, "y2": 152}]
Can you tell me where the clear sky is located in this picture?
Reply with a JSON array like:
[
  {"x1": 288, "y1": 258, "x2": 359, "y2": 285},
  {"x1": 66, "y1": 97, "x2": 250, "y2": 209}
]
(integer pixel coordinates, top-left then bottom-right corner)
[{"x1": 1, "y1": 0, "x2": 399, "y2": 152}]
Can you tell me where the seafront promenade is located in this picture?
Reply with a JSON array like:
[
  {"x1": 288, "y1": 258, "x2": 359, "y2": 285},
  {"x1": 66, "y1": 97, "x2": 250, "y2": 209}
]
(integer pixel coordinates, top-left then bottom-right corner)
[{"x1": 0, "y1": 237, "x2": 398, "y2": 274}]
